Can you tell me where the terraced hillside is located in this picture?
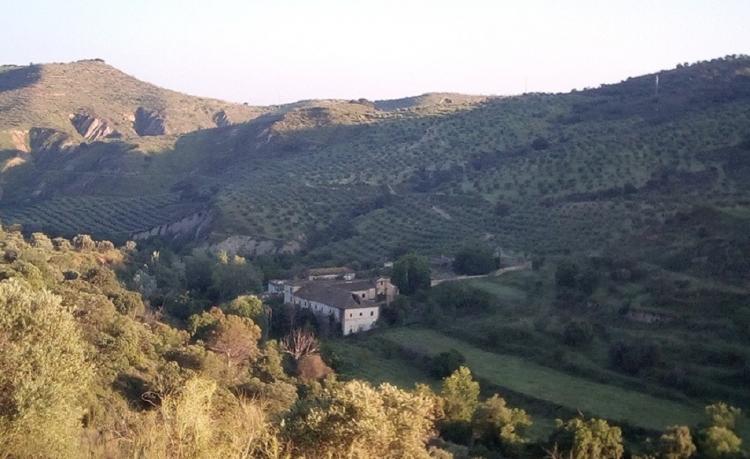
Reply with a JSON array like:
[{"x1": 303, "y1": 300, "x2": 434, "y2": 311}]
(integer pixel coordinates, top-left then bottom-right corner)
[{"x1": 1, "y1": 56, "x2": 750, "y2": 264}]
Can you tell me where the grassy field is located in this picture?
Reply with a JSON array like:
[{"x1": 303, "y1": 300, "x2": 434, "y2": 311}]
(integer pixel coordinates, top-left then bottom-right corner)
[
  {"x1": 376, "y1": 328, "x2": 706, "y2": 432},
  {"x1": 325, "y1": 336, "x2": 558, "y2": 440},
  {"x1": 324, "y1": 338, "x2": 436, "y2": 388}
]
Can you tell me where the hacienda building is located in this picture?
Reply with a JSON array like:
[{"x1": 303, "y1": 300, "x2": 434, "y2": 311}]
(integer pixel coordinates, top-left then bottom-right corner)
[{"x1": 277, "y1": 276, "x2": 398, "y2": 335}]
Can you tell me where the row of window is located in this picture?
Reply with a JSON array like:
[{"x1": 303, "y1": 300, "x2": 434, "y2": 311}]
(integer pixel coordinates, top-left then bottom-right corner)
[{"x1": 348, "y1": 311, "x2": 375, "y2": 318}]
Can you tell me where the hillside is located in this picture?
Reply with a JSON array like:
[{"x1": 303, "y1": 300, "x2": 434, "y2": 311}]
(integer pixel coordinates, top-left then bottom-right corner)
[
  {"x1": 0, "y1": 59, "x2": 267, "y2": 149},
  {"x1": 2, "y1": 55, "x2": 750, "y2": 458},
  {"x1": 1, "y1": 56, "x2": 750, "y2": 267}
]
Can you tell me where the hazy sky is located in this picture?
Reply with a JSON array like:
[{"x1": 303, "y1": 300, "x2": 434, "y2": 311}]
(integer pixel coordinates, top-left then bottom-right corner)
[{"x1": 3, "y1": 0, "x2": 749, "y2": 105}]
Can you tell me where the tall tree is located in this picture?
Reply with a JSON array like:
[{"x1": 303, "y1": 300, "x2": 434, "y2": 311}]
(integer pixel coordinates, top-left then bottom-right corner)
[
  {"x1": 441, "y1": 366, "x2": 480, "y2": 422},
  {"x1": 659, "y1": 425, "x2": 697, "y2": 459},
  {"x1": 0, "y1": 279, "x2": 93, "y2": 458},
  {"x1": 391, "y1": 253, "x2": 431, "y2": 295},
  {"x1": 471, "y1": 394, "x2": 532, "y2": 450}
]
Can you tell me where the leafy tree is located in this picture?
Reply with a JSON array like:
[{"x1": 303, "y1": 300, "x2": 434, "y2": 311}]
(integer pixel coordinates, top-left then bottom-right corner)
[
  {"x1": 699, "y1": 403, "x2": 743, "y2": 459},
  {"x1": 700, "y1": 426, "x2": 742, "y2": 458},
  {"x1": 380, "y1": 295, "x2": 412, "y2": 325},
  {"x1": 0, "y1": 279, "x2": 93, "y2": 457},
  {"x1": 184, "y1": 251, "x2": 214, "y2": 294},
  {"x1": 210, "y1": 253, "x2": 262, "y2": 301},
  {"x1": 658, "y1": 425, "x2": 696, "y2": 459},
  {"x1": 452, "y1": 245, "x2": 497, "y2": 275},
  {"x1": 190, "y1": 307, "x2": 261, "y2": 366},
  {"x1": 392, "y1": 253, "x2": 431, "y2": 295},
  {"x1": 205, "y1": 314, "x2": 262, "y2": 366},
  {"x1": 165, "y1": 291, "x2": 209, "y2": 320},
  {"x1": 705, "y1": 402, "x2": 741, "y2": 429},
  {"x1": 471, "y1": 394, "x2": 532, "y2": 452},
  {"x1": 283, "y1": 380, "x2": 437, "y2": 458},
  {"x1": 441, "y1": 366, "x2": 480, "y2": 422},
  {"x1": 225, "y1": 294, "x2": 264, "y2": 320},
  {"x1": 259, "y1": 340, "x2": 286, "y2": 380},
  {"x1": 551, "y1": 417, "x2": 624, "y2": 459}
]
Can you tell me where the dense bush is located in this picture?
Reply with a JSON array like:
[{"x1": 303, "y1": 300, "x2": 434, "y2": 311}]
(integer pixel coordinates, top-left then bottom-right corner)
[
  {"x1": 430, "y1": 282, "x2": 493, "y2": 316},
  {"x1": 549, "y1": 417, "x2": 624, "y2": 459},
  {"x1": 429, "y1": 349, "x2": 467, "y2": 378},
  {"x1": 609, "y1": 340, "x2": 662, "y2": 375},
  {"x1": 452, "y1": 245, "x2": 498, "y2": 275}
]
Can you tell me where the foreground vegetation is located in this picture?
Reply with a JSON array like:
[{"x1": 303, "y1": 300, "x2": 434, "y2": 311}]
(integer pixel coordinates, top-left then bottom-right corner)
[{"x1": 1, "y1": 228, "x2": 747, "y2": 458}]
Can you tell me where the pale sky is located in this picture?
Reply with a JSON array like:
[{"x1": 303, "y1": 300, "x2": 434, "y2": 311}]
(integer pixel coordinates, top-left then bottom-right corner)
[{"x1": 3, "y1": 0, "x2": 749, "y2": 105}]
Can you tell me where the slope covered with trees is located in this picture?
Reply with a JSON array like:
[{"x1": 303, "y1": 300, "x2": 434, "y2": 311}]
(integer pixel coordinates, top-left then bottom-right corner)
[
  {"x1": 2, "y1": 55, "x2": 749, "y2": 266},
  {"x1": 0, "y1": 227, "x2": 746, "y2": 458}
]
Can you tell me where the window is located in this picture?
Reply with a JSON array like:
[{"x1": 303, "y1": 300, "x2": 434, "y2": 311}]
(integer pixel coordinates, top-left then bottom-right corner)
[
  {"x1": 361, "y1": 293, "x2": 365, "y2": 298},
  {"x1": 370, "y1": 311, "x2": 374, "y2": 316},
  {"x1": 349, "y1": 313, "x2": 352, "y2": 318},
  {"x1": 359, "y1": 312, "x2": 363, "y2": 316}
]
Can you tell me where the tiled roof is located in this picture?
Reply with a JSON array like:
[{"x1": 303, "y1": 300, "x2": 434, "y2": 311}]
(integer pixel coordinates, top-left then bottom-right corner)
[
  {"x1": 293, "y1": 283, "x2": 376, "y2": 310},
  {"x1": 331, "y1": 279, "x2": 377, "y2": 291}
]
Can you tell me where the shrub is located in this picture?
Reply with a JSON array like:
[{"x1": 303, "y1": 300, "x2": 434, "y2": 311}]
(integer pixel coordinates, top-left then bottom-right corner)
[
  {"x1": 430, "y1": 349, "x2": 467, "y2": 378},
  {"x1": 29, "y1": 232, "x2": 53, "y2": 250},
  {"x1": 609, "y1": 340, "x2": 662, "y2": 375},
  {"x1": 72, "y1": 234, "x2": 96, "y2": 251},
  {"x1": 96, "y1": 240, "x2": 115, "y2": 252},
  {"x1": 550, "y1": 417, "x2": 624, "y2": 459},
  {"x1": 110, "y1": 291, "x2": 145, "y2": 317},
  {"x1": 431, "y1": 282, "x2": 492, "y2": 316}
]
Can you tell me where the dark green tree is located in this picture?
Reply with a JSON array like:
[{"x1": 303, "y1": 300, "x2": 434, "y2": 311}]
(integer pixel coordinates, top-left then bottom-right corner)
[
  {"x1": 452, "y1": 245, "x2": 497, "y2": 275},
  {"x1": 391, "y1": 253, "x2": 431, "y2": 295}
]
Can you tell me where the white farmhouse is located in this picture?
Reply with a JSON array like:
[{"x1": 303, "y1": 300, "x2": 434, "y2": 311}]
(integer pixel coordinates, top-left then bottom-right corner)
[{"x1": 283, "y1": 277, "x2": 398, "y2": 335}]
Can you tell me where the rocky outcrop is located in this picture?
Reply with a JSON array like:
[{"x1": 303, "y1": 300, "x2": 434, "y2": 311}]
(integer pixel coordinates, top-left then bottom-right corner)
[
  {"x1": 212, "y1": 110, "x2": 231, "y2": 127},
  {"x1": 28, "y1": 127, "x2": 74, "y2": 152},
  {"x1": 131, "y1": 211, "x2": 212, "y2": 240},
  {"x1": 133, "y1": 107, "x2": 167, "y2": 136},
  {"x1": 9, "y1": 129, "x2": 29, "y2": 152},
  {"x1": 209, "y1": 235, "x2": 302, "y2": 257},
  {"x1": 70, "y1": 110, "x2": 118, "y2": 141}
]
